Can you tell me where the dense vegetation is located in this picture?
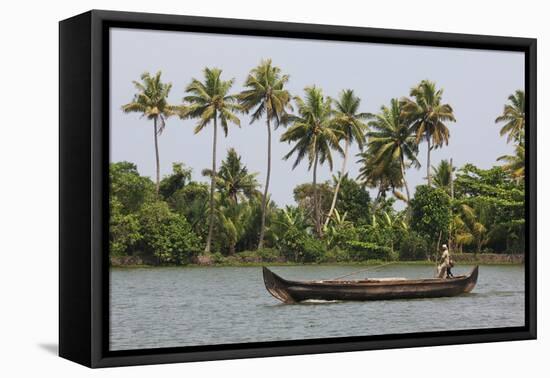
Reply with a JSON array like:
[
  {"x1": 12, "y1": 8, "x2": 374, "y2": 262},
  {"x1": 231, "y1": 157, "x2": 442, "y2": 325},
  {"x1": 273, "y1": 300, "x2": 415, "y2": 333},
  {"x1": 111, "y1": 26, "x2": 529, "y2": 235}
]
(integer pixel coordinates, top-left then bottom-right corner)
[{"x1": 111, "y1": 61, "x2": 525, "y2": 265}]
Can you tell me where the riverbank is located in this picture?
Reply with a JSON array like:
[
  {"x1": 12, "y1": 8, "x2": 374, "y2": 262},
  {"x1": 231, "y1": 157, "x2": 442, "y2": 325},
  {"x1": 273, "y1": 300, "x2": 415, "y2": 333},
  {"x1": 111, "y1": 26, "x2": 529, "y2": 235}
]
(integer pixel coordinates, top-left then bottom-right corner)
[{"x1": 111, "y1": 252, "x2": 524, "y2": 268}]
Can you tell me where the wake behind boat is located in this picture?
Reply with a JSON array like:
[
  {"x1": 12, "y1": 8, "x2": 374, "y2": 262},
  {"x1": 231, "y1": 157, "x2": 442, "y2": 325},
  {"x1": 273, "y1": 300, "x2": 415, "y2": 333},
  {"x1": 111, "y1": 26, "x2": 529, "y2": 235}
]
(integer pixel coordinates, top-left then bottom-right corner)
[{"x1": 262, "y1": 266, "x2": 479, "y2": 304}]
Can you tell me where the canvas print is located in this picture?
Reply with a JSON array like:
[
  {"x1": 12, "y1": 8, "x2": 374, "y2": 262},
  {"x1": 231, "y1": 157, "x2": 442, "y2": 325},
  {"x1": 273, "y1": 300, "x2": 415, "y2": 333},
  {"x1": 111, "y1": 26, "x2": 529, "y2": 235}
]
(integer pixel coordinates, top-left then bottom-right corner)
[{"x1": 108, "y1": 28, "x2": 526, "y2": 351}]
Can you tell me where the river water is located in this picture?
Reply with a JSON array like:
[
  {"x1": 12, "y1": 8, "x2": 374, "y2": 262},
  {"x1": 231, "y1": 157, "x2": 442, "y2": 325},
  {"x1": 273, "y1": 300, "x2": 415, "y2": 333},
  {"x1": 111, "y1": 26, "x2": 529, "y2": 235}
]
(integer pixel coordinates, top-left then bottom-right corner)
[{"x1": 109, "y1": 264, "x2": 524, "y2": 351}]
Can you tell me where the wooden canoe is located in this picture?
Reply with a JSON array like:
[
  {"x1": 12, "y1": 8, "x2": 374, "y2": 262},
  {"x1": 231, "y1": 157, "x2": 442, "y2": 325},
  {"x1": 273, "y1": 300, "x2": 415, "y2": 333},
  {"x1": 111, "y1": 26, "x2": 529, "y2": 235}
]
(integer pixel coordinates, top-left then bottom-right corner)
[{"x1": 262, "y1": 265, "x2": 479, "y2": 303}]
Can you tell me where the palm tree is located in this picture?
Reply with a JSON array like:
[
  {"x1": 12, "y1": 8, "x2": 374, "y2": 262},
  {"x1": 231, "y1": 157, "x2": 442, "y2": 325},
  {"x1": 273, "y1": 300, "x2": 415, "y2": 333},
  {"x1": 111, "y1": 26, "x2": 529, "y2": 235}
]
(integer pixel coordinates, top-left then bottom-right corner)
[
  {"x1": 122, "y1": 71, "x2": 179, "y2": 196},
  {"x1": 324, "y1": 90, "x2": 370, "y2": 227},
  {"x1": 432, "y1": 159, "x2": 456, "y2": 195},
  {"x1": 370, "y1": 210, "x2": 408, "y2": 253},
  {"x1": 356, "y1": 149, "x2": 404, "y2": 201},
  {"x1": 275, "y1": 206, "x2": 311, "y2": 233},
  {"x1": 366, "y1": 98, "x2": 419, "y2": 203},
  {"x1": 203, "y1": 148, "x2": 260, "y2": 204},
  {"x1": 495, "y1": 90, "x2": 525, "y2": 144},
  {"x1": 453, "y1": 204, "x2": 488, "y2": 254},
  {"x1": 401, "y1": 80, "x2": 456, "y2": 186},
  {"x1": 217, "y1": 201, "x2": 250, "y2": 255},
  {"x1": 239, "y1": 59, "x2": 293, "y2": 249},
  {"x1": 497, "y1": 143, "x2": 525, "y2": 183},
  {"x1": 281, "y1": 86, "x2": 342, "y2": 236},
  {"x1": 181, "y1": 67, "x2": 241, "y2": 253},
  {"x1": 324, "y1": 209, "x2": 352, "y2": 249}
]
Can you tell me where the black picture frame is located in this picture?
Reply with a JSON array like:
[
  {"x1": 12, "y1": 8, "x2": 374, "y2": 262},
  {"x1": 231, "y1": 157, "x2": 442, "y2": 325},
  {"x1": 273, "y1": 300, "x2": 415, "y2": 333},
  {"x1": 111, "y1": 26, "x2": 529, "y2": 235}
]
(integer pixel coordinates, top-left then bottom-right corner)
[{"x1": 59, "y1": 9, "x2": 537, "y2": 368}]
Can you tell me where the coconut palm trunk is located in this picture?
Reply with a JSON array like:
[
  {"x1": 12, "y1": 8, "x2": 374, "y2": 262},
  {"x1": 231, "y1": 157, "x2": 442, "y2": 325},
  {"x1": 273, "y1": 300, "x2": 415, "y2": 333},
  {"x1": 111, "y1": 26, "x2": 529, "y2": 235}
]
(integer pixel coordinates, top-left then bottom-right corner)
[
  {"x1": 426, "y1": 133, "x2": 432, "y2": 186},
  {"x1": 312, "y1": 148, "x2": 321, "y2": 237},
  {"x1": 324, "y1": 138, "x2": 349, "y2": 228},
  {"x1": 258, "y1": 118, "x2": 272, "y2": 249},
  {"x1": 400, "y1": 156, "x2": 411, "y2": 203},
  {"x1": 205, "y1": 115, "x2": 218, "y2": 253},
  {"x1": 153, "y1": 116, "x2": 161, "y2": 196}
]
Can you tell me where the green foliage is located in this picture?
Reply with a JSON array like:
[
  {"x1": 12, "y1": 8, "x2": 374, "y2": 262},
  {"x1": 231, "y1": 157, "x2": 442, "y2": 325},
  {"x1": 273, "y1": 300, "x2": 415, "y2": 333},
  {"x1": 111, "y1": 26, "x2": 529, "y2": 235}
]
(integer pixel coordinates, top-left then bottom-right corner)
[
  {"x1": 321, "y1": 247, "x2": 350, "y2": 263},
  {"x1": 169, "y1": 182, "x2": 210, "y2": 239},
  {"x1": 277, "y1": 227, "x2": 325, "y2": 263},
  {"x1": 401, "y1": 80, "x2": 456, "y2": 148},
  {"x1": 121, "y1": 71, "x2": 179, "y2": 122},
  {"x1": 335, "y1": 175, "x2": 371, "y2": 224},
  {"x1": 181, "y1": 67, "x2": 241, "y2": 135},
  {"x1": 281, "y1": 86, "x2": 343, "y2": 235},
  {"x1": 113, "y1": 73, "x2": 526, "y2": 263},
  {"x1": 256, "y1": 248, "x2": 281, "y2": 262},
  {"x1": 239, "y1": 59, "x2": 292, "y2": 127},
  {"x1": 495, "y1": 90, "x2": 525, "y2": 144},
  {"x1": 356, "y1": 149, "x2": 404, "y2": 200},
  {"x1": 355, "y1": 225, "x2": 392, "y2": 251},
  {"x1": 346, "y1": 241, "x2": 394, "y2": 261},
  {"x1": 235, "y1": 248, "x2": 281, "y2": 263},
  {"x1": 238, "y1": 59, "x2": 293, "y2": 249},
  {"x1": 159, "y1": 163, "x2": 192, "y2": 200},
  {"x1": 399, "y1": 232, "x2": 429, "y2": 260},
  {"x1": 432, "y1": 159, "x2": 456, "y2": 194},
  {"x1": 410, "y1": 185, "x2": 452, "y2": 255},
  {"x1": 109, "y1": 158, "x2": 525, "y2": 263},
  {"x1": 211, "y1": 148, "x2": 259, "y2": 203},
  {"x1": 293, "y1": 182, "x2": 333, "y2": 225},
  {"x1": 366, "y1": 98, "x2": 419, "y2": 201},
  {"x1": 400, "y1": 80, "x2": 456, "y2": 186},
  {"x1": 453, "y1": 164, "x2": 524, "y2": 253},
  {"x1": 215, "y1": 201, "x2": 250, "y2": 255},
  {"x1": 121, "y1": 72, "x2": 179, "y2": 195},
  {"x1": 110, "y1": 162, "x2": 155, "y2": 213},
  {"x1": 324, "y1": 210, "x2": 357, "y2": 250},
  {"x1": 453, "y1": 203, "x2": 489, "y2": 254},
  {"x1": 497, "y1": 143, "x2": 525, "y2": 182},
  {"x1": 109, "y1": 197, "x2": 141, "y2": 256},
  {"x1": 137, "y1": 201, "x2": 201, "y2": 264},
  {"x1": 236, "y1": 197, "x2": 277, "y2": 251},
  {"x1": 332, "y1": 89, "x2": 369, "y2": 149},
  {"x1": 181, "y1": 67, "x2": 242, "y2": 253},
  {"x1": 210, "y1": 252, "x2": 226, "y2": 264}
]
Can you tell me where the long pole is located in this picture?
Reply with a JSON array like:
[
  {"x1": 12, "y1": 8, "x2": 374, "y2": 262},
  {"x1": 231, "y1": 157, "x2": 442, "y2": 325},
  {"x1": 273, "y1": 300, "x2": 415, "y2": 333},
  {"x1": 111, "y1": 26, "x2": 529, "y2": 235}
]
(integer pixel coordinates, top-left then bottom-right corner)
[{"x1": 449, "y1": 158, "x2": 454, "y2": 251}]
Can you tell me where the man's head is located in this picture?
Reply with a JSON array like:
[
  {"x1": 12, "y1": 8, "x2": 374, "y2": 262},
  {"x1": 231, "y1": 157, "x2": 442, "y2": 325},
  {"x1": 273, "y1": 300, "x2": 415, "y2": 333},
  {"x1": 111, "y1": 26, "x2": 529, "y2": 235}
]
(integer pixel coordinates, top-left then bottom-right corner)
[{"x1": 442, "y1": 244, "x2": 448, "y2": 251}]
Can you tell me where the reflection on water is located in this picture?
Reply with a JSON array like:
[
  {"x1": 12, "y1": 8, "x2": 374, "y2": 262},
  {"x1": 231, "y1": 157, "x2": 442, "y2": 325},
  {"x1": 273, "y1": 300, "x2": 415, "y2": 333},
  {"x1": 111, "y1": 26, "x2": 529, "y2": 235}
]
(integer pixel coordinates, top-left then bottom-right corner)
[{"x1": 109, "y1": 264, "x2": 524, "y2": 351}]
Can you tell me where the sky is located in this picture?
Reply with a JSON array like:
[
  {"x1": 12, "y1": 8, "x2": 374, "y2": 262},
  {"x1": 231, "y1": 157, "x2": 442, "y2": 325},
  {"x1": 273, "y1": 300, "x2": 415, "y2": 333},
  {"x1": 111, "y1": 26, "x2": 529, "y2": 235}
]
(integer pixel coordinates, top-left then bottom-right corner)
[{"x1": 110, "y1": 28, "x2": 524, "y2": 208}]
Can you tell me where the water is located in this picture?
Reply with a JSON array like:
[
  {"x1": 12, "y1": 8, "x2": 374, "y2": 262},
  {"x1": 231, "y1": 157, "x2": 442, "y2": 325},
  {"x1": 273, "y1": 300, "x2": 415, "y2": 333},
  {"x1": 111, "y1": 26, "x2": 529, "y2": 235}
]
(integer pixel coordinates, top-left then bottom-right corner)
[{"x1": 109, "y1": 264, "x2": 525, "y2": 351}]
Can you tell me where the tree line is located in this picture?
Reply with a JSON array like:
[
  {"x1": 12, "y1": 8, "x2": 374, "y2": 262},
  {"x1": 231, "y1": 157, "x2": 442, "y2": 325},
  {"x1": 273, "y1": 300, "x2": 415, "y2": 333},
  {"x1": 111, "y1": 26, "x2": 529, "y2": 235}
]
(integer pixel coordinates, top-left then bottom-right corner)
[{"x1": 112, "y1": 59, "x2": 525, "y2": 265}]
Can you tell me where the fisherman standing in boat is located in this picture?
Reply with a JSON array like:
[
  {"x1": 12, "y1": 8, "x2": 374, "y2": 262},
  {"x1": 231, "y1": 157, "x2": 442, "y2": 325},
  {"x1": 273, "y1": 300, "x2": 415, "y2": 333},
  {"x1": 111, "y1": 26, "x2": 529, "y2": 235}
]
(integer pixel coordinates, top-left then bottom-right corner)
[{"x1": 437, "y1": 244, "x2": 452, "y2": 278}]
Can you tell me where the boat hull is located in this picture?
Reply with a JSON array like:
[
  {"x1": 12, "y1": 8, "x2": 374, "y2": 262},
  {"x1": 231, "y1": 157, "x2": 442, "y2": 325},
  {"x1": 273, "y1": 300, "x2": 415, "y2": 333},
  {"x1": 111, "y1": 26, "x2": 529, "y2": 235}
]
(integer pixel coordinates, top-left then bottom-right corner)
[{"x1": 262, "y1": 266, "x2": 479, "y2": 304}]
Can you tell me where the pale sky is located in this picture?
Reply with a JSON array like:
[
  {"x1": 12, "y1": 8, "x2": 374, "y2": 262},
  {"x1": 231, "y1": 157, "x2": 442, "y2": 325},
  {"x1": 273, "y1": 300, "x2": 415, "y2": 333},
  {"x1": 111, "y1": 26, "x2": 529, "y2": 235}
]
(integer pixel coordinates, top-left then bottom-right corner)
[{"x1": 110, "y1": 28, "x2": 524, "y2": 208}]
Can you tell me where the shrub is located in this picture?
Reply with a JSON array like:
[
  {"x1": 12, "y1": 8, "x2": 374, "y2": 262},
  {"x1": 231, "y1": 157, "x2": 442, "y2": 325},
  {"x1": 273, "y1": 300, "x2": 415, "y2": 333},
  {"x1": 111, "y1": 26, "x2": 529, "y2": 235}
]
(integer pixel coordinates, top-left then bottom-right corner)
[
  {"x1": 138, "y1": 201, "x2": 201, "y2": 264},
  {"x1": 235, "y1": 250, "x2": 260, "y2": 262},
  {"x1": 324, "y1": 223, "x2": 358, "y2": 250},
  {"x1": 398, "y1": 232, "x2": 429, "y2": 260},
  {"x1": 320, "y1": 247, "x2": 350, "y2": 263},
  {"x1": 235, "y1": 248, "x2": 282, "y2": 263},
  {"x1": 109, "y1": 197, "x2": 141, "y2": 257},
  {"x1": 256, "y1": 248, "x2": 281, "y2": 262},
  {"x1": 278, "y1": 228, "x2": 325, "y2": 263},
  {"x1": 300, "y1": 237, "x2": 325, "y2": 263},
  {"x1": 346, "y1": 241, "x2": 394, "y2": 261},
  {"x1": 410, "y1": 185, "x2": 452, "y2": 255},
  {"x1": 209, "y1": 252, "x2": 227, "y2": 264},
  {"x1": 110, "y1": 162, "x2": 155, "y2": 213}
]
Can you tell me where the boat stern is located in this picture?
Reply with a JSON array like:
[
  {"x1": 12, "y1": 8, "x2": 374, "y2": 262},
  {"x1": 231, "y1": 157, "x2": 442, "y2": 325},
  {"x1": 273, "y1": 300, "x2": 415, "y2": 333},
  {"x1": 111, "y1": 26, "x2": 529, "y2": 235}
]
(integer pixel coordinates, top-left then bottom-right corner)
[
  {"x1": 262, "y1": 267, "x2": 296, "y2": 304},
  {"x1": 463, "y1": 265, "x2": 479, "y2": 293}
]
